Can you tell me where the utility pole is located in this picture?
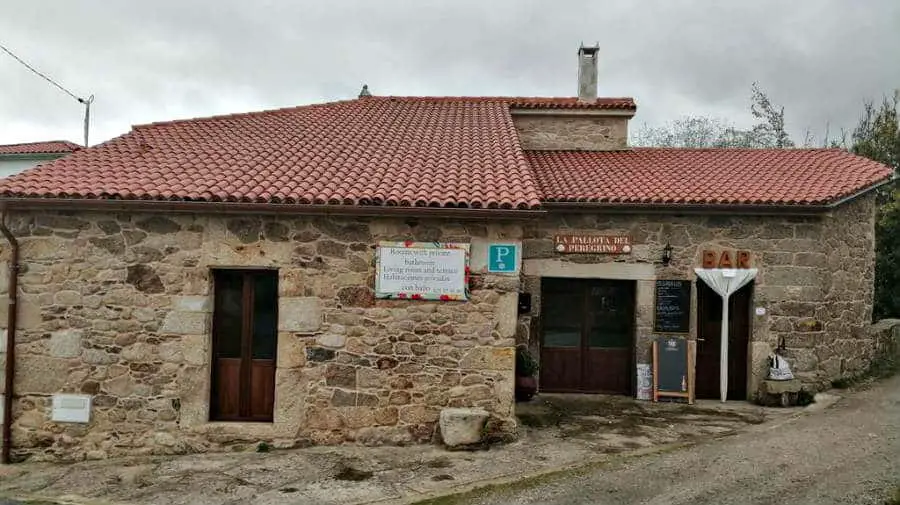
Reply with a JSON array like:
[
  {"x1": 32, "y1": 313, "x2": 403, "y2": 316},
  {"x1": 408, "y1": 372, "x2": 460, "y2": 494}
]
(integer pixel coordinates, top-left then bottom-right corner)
[{"x1": 0, "y1": 42, "x2": 94, "y2": 146}]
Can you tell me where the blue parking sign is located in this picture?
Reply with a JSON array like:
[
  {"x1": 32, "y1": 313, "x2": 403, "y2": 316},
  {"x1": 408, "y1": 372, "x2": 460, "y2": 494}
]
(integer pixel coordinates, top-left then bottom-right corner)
[{"x1": 488, "y1": 244, "x2": 518, "y2": 273}]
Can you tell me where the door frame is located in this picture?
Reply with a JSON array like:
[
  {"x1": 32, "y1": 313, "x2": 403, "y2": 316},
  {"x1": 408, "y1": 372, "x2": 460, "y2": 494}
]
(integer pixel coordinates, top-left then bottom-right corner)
[
  {"x1": 209, "y1": 268, "x2": 279, "y2": 422},
  {"x1": 694, "y1": 278, "x2": 754, "y2": 400},
  {"x1": 538, "y1": 277, "x2": 637, "y2": 395}
]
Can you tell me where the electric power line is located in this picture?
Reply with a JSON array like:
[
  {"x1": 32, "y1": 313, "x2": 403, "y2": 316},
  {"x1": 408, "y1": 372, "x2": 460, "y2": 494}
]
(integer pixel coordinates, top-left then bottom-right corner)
[
  {"x1": 0, "y1": 42, "x2": 85, "y2": 103},
  {"x1": 0, "y1": 41, "x2": 94, "y2": 146}
]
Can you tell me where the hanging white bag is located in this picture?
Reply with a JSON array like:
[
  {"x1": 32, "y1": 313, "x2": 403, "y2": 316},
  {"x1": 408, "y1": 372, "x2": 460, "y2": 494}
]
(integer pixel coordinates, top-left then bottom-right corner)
[{"x1": 767, "y1": 353, "x2": 794, "y2": 381}]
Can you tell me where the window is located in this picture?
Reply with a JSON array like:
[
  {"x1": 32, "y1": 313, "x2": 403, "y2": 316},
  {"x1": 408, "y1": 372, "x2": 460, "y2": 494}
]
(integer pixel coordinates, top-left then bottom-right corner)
[{"x1": 210, "y1": 269, "x2": 278, "y2": 422}]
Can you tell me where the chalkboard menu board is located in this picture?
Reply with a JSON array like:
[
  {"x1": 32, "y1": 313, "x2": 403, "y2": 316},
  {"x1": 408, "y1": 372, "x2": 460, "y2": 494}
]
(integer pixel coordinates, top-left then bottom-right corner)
[
  {"x1": 652, "y1": 336, "x2": 695, "y2": 403},
  {"x1": 654, "y1": 280, "x2": 692, "y2": 333}
]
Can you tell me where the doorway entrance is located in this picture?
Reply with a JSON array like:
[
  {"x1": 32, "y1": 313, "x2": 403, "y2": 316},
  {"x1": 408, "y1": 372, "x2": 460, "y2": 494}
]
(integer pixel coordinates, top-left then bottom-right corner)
[
  {"x1": 210, "y1": 269, "x2": 278, "y2": 422},
  {"x1": 695, "y1": 279, "x2": 752, "y2": 400},
  {"x1": 539, "y1": 278, "x2": 635, "y2": 394}
]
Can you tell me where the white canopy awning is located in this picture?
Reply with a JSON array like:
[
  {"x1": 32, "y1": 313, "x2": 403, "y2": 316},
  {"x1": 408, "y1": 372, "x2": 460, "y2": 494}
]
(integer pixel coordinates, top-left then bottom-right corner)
[{"x1": 694, "y1": 268, "x2": 758, "y2": 402}]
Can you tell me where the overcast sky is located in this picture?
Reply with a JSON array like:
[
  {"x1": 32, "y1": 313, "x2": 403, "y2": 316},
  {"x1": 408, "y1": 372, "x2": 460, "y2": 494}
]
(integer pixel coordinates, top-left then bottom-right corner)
[{"x1": 1, "y1": 0, "x2": 898, "y2": 147}]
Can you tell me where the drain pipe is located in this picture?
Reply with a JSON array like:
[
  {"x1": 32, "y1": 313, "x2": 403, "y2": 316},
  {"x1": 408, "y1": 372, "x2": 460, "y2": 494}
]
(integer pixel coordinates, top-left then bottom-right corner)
[{"x1": 0, "y1": 209, "x2": 18, "y2": 464}]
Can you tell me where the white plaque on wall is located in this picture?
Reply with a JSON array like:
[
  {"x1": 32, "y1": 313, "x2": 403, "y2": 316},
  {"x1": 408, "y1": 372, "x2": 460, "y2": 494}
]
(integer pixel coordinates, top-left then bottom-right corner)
[
  {"x1": 51, "y1": 394, "x2": 92, "y2": 424},
  {"x1": 375, "y1": 241, "x2": 470, "y2": 300}
]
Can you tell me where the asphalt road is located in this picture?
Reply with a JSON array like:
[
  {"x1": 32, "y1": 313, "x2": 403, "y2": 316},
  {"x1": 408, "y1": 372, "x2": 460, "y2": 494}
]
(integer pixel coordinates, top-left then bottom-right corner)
[{"x1": 466, "y1": 374, "x2": 900, "y2": 505}]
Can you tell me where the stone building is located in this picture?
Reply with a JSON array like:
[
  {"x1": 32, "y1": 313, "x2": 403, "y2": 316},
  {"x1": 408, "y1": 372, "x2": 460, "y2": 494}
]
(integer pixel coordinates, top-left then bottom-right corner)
[
  {"x1": 0, "y1": 46, "x2": 893, "y2": 462},
  {"x1": 0, "y1": 140, "x2": 80, "y2": 179}
]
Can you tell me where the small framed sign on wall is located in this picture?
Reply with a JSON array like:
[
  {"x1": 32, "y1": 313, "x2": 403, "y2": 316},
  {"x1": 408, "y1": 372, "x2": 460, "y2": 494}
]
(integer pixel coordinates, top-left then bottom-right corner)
[
  {"x1": 375, "y1": 241, "x2": 470, "y2": 301},
  {"x1": 654, "y1": 279, "x2": 692, "y2": 333}
]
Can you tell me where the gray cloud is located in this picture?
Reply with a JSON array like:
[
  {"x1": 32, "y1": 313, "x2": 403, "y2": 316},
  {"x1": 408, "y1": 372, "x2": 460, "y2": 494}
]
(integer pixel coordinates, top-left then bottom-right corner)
[{"x1": 1, "y1": 0, "x2": 898, "y2": 146}]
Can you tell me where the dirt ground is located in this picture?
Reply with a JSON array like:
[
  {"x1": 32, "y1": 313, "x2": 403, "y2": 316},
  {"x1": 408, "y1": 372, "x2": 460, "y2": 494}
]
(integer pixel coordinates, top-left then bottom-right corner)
[
  {"x1": 459, "y1": 375, "x2": 900, "y2": 505},
  {"x1": 0, "y1": 395, "x2": 796, "y2": 505},
  {"x1": 517, "y1": 394, "x2": 767, "y2": 451}
]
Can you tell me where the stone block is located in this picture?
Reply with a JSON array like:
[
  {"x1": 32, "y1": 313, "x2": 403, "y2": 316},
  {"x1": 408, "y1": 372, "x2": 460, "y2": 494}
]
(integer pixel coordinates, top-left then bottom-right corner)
[
  {"x1": 174, "y1": 296, "x2": 212, "y2": 313},
  {"x1": 325, "y1": 364, "x2": 356, "y2": 388},
  {"x1": 160, "y1": 311, "x2": 208, "y2": 335},
  {"x1": 439, "y1": 407, "x2": 489, "y2": 447},
  {"x1": 159, "y1": 340, "x2": 184, "y2": 363},
  {"x1": 316, "y1": 333, "x2": 347, "y2": 349},
  {"x1": 83, "y1": 348, "x2": 118, "y2": 365},
  {"x1": 278, "y1": 297, "x2": 322, "y2": 333},
  {"x1": 53, "y1": 290, "x2": 82, "y2": 306},
  {"x1": 16, "y1": 356, "x2": 70, "y2": 393},
  {"x1": 48, "y1": 329, "x2": 83, "y2": 358},
  {"x1": 760, "y1": 379, "x2": 802, "y2": 395},
  {"x1": 399, "y1": 404, "x2": 439, "y2": 424},
  {"x1": 16, "y1": 296, "x2": 43, "y2": 330},
  {"x1": 459, "y1": 347, "x2": 514, "y2": 371},
  {"x1": 277, "y1": 334, "x2": 306, "y2": 369},
  {"x1": 496, "y1": 293, "x2": 518, "y2": 339}
]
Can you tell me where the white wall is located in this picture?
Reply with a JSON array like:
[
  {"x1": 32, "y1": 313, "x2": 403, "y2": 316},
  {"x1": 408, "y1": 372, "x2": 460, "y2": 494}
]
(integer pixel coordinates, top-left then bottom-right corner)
[{"x1": 0, "y1": 157, "x2": 56, "y2": 178}]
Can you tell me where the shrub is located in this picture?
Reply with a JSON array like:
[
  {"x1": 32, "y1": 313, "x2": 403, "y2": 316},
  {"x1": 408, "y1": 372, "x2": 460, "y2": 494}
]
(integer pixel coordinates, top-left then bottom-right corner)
[{"x1": 515, "y1": 345, "x2": 539, "y2": 377}]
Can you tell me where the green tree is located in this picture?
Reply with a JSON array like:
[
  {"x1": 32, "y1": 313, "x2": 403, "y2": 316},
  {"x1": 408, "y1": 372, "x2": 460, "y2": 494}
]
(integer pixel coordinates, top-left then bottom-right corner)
[
  {"x1": 854, "y1": 92, "x2": 900, "y2": 319},
  {"x1": 852, "y1": 92, "x2": 900, "y2": 172}
]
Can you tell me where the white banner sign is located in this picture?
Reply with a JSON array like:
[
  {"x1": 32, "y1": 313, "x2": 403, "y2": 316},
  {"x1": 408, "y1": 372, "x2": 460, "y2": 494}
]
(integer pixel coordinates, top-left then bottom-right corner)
[{"x1": 376, "y1": 242, "x2": 469, "y2": 300}]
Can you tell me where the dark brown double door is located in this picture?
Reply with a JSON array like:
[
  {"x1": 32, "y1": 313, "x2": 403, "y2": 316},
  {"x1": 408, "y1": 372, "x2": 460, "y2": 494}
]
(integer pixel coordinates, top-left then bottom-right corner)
[
  {"x1": 695, "y1": 280, "x2": 752, "y2": 400},
  {"x1": 210, "y1": 269, "x2": 278, "y2": 422},
  {"x1": 540, "y1": 278, "x2": 635, "y2": 394}
]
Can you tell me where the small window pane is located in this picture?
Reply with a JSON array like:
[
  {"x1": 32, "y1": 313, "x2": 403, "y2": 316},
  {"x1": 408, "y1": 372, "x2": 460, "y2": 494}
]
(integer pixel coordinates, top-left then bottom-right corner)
[
  {"x1": 587, "y1": 282, "x2": 633, "y2": 349},
  {"x1": 588, "y1": 328, "x2": 632, "y2": 348},
  {"x1": 251, "y1": 272, "x2": 278, "y2": 360},
  {"x1": 543, "y1": 328, "x2": 581, "y2": 348},
  {"x1": 213, "y1": 271, "x2": 244, "y2": 358}
]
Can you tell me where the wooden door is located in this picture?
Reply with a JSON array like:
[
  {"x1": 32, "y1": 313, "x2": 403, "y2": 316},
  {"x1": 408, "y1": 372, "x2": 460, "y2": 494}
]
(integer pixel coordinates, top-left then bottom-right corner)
[
  {"x1": 695, "y1": 280, "x2": 752, "y2": 400},
  {"x1": 540, "y1": 278, "x2": 635, "y2": 395},
  {"x1": 210, "y1": 270, "x2": 278, "y2": 422},
  {"x1": 583, "y1": 281, "x2": 635, "y2": 394}
]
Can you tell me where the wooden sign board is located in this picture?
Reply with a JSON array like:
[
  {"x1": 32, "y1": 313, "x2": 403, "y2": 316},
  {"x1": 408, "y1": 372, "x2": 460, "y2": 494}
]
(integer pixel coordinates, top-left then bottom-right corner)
[
  {"x1": 654, "y1": 280, "x2": 691, "y2": 334},
  {"x1": 554, "y1": 235, "x2": 632, "y2": 254},
  {"x1": 652, "y1": 337, "x2": 695, "y2": 404},
  {"x1": 701, "y1": 249, "x2": 752, "y2": 269}
]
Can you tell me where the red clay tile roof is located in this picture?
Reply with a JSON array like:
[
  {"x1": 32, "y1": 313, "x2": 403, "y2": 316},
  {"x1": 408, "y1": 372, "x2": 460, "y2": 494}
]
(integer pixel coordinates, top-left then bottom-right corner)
[
  {"x1": 0, "y1": 97, "x2": 892, "y2": 210},
  {"x1": 0, "y1": 97, "x2": 545, "y2": 209},
  {"x1": 385, "y1": 96, "x2": 637, "y2": 110},
  {"x1": 529, "y1": 148, "x2": 894, "y2": 205},
  {"x1": 0, "y1": 140, "x2": 81, "y2": 155}
]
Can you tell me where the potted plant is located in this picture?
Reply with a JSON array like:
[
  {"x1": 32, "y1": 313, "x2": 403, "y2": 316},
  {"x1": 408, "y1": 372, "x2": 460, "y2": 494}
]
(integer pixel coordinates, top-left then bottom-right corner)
[{"x1": 515, "y1": 345, "x2": 539, "y2": 402}]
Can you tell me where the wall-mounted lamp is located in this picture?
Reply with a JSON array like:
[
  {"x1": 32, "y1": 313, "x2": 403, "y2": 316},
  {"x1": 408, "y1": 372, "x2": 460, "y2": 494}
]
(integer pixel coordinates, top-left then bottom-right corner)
[{"x1": 662, "y1": 242, "x2": 673, "y2": 265}]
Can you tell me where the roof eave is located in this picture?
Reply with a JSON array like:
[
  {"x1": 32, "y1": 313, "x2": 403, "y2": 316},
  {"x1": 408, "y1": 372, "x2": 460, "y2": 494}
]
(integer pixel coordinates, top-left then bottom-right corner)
[
  {"x1": 510, "y1": 108, "x2": 636, "y2": 118},
  {"x1": 824, "y1": 175, "x2": 897, "y2": 208},
  {"x1": 541, "y1": 175, "x2": 897, "y2": 216},
  {"x1": 0, "y1": 152, "x2": 70, "y2": 160},
  {"x1": 542, "y1": 201, "x2": 835, "y2": 216},
  {"x1": 0, "y1": 198, "x2": 547, "y2": 220}
]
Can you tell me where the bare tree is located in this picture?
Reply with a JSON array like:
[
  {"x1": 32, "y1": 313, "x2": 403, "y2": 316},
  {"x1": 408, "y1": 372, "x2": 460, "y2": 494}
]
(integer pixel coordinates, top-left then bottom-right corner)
[
  {"x1": 631, "y1": 83, "x2": 796, "y2": 148},
  {"x1": 749, "y1": 82, "x2": 795, "y2": 148}
]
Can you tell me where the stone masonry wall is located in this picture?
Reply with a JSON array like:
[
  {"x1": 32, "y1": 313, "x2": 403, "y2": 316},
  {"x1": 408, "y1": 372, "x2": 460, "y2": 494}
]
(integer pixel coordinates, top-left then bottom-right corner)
[
  {"x1": 517, "y1": 194, "x2": 878, "y2": 396},
  {"x1": 511, "y1": 114, "x2": 629, "y2": 150},
  {"x1": 0, "y1": 211, "x2": 520, "y2": 462}
]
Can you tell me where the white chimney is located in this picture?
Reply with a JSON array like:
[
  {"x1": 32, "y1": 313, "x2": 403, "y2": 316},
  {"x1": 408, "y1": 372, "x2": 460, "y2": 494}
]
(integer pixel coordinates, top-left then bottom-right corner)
[{"x1": 577, "y1": 44, "x2": 599, "y2": 102}]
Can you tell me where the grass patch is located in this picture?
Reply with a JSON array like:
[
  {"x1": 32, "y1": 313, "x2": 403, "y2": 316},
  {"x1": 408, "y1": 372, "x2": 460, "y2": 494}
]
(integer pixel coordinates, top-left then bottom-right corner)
[
  {"x1": 426, "y1": 457, "x2": 453, "y2": 469},
  {"x1": 832, "y1": 354, "x2": 900, "y2": 389},
  {"x1": 885, "y1": 487, "x2": 900, "y2": 505},
  {"x1": 796, "y1": 389, "x2": 816, "y2": 406},
  {"x1": 334, "y1": 463, "x2": 373, "y2": 482}
]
